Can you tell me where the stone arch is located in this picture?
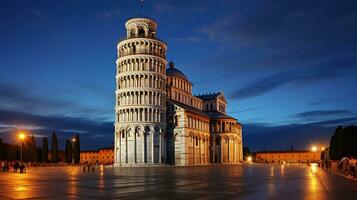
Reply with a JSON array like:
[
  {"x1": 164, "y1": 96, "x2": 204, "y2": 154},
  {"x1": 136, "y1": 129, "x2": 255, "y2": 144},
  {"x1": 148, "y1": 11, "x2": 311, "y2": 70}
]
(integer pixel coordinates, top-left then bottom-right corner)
[{"x1": 135, "y1": 125, "x2": 144, "y2": 137}]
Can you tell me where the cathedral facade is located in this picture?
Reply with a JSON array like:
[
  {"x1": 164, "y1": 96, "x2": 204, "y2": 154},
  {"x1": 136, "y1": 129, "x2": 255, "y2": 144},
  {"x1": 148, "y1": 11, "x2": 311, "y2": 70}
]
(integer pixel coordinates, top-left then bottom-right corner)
[{"x1": 114, "y1": 17, "x2": 243, "y2": 167}]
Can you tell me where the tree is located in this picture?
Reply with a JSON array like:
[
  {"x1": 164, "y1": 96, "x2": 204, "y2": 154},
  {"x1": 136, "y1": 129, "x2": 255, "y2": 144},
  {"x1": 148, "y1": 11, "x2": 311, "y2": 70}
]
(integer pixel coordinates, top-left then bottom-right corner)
[
  {"x1": 37, "y1": 147, "x2": 42, "y2": 162},
  {"x1": 330, "y1": 125, "x2": 344, "y2": 160},
  {"x1": 42, "y1": 137, "x2": 48, "y2": 162},
  {"x1": 30, "y1": 135, "x2": 38, "y2": 162},
  {"x1": 4, "y1": 143, "x2": 20, "y2": 161},
  {"x1": 329, "y1": 134, "x2": 337, "y2": 159},
  {"x1": 351, "y1": 126, "x2": 357, "y2": 158},
  {"x1": 344, "y1": 125, "x2": 357, "y2": 158},
  {"x1": 65, "y1": 139, "x2": 73, "y2": 163},
  {"x1": 24, "y1": 137, "x2": 32, "y2": 162},
  {"x1": 329, "y1": 125, "x2": 357, "y2": 160},
  {"x1": 73, "y1": 134, "x2": 80, "y2": 164},
  {"x1": 51, "y1": 132, "x2": 59, "y2": 163},
  {"x1": 0, "y1": 138, "x2": 4, "y2": 160}
]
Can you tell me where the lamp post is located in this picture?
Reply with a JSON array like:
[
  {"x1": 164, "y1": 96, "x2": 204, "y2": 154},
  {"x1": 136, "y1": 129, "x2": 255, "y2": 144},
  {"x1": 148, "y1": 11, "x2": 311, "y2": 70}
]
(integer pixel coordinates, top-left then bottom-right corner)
[
  {"x1": 18, "y1": 132, "x2": 26, "y2": 162},
  {"x1": 72, "y1": 138, "x2": 76, "y2": 164}
]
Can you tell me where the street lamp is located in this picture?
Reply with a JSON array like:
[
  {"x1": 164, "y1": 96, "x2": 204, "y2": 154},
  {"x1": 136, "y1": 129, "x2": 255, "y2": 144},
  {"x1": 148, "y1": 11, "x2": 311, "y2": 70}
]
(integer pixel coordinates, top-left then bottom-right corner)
[
  {"x1": 72, "y1": 138, "x2": 76, "y2": 164},
  {"x1": 18, "y1": 132, "x2": 26, "y2": 162}
]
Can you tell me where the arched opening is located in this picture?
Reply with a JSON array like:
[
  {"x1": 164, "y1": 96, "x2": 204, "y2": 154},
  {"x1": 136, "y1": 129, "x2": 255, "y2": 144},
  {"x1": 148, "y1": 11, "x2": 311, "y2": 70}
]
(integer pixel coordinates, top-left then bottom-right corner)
[
  {"x1": 132, "y1": 44, "x2": 136, "y2": 54},
  {"x1": 130, "y1": 29, "x2": 135, "y2": 37},
  {"x1": 138, "y1": 28, "x2": 145, "y2": 37}
]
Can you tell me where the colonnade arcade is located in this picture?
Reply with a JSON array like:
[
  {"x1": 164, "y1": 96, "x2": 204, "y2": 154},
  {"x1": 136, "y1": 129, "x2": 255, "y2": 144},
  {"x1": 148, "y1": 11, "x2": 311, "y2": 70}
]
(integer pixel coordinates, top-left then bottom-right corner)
[
  {"x1": 210, "y1": 120, "x2": 241, "y2": 134},
  {"x1": 117, "y1": 73, "x2": 165, "y2": 90},
  {"x1": 116, "y1": 125, "x2": 166, "y2": 165},
  {"x1": 117, "y1": 90, "x2": 165, "y2": 106},
  {"x1": 187, "y1": 132, "x2": 210, "y2": 165},
  {"x1": 117, "y1": 56, "x2": 166, "y2": 74},
  {"x1": 211, "y1": 134, "x2": 242, "y2": 163},
  {"x1": 116, "y1": 107, "x2": 165, "y2": 123},
  {"x1": 118, "y1": 39, "x2": 167, "y2": 58}
]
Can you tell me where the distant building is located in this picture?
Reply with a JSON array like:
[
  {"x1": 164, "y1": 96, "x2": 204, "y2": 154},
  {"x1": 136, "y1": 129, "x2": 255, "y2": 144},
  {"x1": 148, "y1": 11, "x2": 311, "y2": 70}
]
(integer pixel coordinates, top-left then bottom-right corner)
[
  {"x1": 255, "y1": 150, "x2": 321, "y2": 163},
  {"x1": 80, "y1": 150, "x2": 98, "y2": 164},
  {"x1": 98, "y1": 147, "x2": 114, "y2": 164},
  {"x1": 80, "y1": 147, "x2": 114, "y2": 165}
]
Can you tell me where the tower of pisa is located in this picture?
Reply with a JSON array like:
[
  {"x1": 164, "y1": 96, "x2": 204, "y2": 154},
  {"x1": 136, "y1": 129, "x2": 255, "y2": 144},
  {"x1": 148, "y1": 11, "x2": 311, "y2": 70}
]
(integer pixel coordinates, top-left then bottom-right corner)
[{"x1": 114, "y1": 18, "x2": 167, "y2": 166}]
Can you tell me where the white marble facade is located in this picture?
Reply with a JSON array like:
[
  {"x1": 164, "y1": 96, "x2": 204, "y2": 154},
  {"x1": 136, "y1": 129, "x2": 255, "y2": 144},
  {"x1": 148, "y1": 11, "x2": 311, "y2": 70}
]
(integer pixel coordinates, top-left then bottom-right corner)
[
  {"x1": 115, "y1": 18, "x2": 167, "y2": 166},
  {"x1": 114, "y1": 17, "x2": 243, "y2": 167}
]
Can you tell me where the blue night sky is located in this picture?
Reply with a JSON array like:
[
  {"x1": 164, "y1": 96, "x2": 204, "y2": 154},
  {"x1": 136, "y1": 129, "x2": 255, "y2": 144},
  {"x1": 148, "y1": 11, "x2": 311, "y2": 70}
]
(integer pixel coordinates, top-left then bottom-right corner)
[{"x1": 0, "y1": 0, "x2": 357, "y2": 151}]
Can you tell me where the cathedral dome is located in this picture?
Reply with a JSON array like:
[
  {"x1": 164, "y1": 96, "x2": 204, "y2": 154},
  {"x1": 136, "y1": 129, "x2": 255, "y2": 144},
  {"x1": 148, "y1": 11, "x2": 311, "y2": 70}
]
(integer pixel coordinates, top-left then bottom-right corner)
[{"x1": 166, "y1": 62, "x2": 189, "y2": 81}]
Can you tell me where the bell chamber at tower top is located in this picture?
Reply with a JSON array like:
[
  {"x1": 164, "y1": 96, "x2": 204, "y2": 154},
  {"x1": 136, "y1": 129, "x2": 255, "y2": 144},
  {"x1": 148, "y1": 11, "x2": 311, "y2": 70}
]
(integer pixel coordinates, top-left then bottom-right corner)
[
  {"x1": 125, "y1": 18, "x2": 158, "y2": 39},
  {"x1": 118, "y1": 17, "x2": 167, "y2": 59}
]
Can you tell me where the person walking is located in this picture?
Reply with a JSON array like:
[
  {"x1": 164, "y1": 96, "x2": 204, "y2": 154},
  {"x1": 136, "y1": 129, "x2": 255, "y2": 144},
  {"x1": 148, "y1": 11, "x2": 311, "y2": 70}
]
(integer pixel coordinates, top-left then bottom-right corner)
[
  {"x1": 5, "y1": 161, "x2": 9, "y2": 172},
  {"x1": 14, "y1": 161, "x2": 19, "y2": 173}
]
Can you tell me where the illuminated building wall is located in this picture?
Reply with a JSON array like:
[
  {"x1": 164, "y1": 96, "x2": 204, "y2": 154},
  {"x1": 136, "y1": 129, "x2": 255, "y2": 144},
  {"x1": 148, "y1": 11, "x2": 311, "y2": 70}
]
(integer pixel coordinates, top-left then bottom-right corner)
[
  {"x1": 80, "y1": 147, "x2": 114, "y2": 165},
  {"x1": 255, "y1": 151, "x2": 321, "y2": 163}
]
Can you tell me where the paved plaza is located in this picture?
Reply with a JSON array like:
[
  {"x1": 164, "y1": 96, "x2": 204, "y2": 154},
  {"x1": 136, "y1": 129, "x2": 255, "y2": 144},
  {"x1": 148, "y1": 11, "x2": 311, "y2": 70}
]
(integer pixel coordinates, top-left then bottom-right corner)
[{"x1": 0, "y1": 164, "x2": 357, "y2": 199}]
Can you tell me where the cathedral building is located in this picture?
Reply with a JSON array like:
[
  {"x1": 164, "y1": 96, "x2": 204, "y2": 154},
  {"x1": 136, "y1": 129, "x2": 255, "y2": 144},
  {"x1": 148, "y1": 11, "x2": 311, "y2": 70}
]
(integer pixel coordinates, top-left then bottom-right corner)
[{"x1": 114, "y1": 17, "x2": 243, "y2": 167}]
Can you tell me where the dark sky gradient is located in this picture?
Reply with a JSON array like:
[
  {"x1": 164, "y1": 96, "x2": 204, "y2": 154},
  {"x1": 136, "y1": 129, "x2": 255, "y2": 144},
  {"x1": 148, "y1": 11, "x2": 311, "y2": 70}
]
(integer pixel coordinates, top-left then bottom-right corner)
[{"x1": 0, "y1": 0, "x2": 357, "y2": 151}]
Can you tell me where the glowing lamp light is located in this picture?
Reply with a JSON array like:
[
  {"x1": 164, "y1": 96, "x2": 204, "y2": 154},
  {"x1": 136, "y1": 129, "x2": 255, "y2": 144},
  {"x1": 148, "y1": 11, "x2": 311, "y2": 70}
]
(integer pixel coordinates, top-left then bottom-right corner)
[
  {"x1": 247, "y1": 156, "x2": 252, "y2": 162},
  {"x1": 72, "y1": 138, "x2": 76, "y2": 142},
  {"x1": 19, "y1": 132, "x2": 26, "y2": 140},
  {"x1": 321, "y1": 147, "x2": 325, "y2": 151},
  {"x1": 311, "y1": 146, "x2": 317, "y2": 152}
]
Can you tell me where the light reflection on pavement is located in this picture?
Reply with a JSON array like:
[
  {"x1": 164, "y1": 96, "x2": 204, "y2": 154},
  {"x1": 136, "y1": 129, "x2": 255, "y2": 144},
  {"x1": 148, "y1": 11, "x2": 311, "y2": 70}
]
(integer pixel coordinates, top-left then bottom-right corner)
[{"x1": 0, "y1": 164, "x2": 357, "y2": 199}]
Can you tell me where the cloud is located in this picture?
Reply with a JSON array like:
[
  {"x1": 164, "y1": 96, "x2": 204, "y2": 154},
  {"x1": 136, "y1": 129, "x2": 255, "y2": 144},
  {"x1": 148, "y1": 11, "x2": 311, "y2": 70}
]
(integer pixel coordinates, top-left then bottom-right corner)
[
  {"x1": 309, "y1": 97, "x2": 347, "y2": 106},
  {"x1": 200, "y1": 1, "x2": 357, "y2": 49},
  {"x1": 0, "y1": 83, "x2": 111, "y2": 120},
  {"x1": 0, "y1": 109, "x2": 113, "y2": 150},
  {"x1": 194, "y1": 0, "x2": 357, "y2": 91},
  {"x1": 0, "y1": 84, "x2": 68, "y2": 112},
  {"x1": 243, "y1": 116, "x2": 357, "y2": 151},
  {"x1": 228, "y1": 107, "x2": 259, "y2": 114},
  {"x1": 293, "y1": 110, "x2": 353, "y2": 121},
  {"x1": 229, "y1": 58, "x2": 355, "y2": 99}
]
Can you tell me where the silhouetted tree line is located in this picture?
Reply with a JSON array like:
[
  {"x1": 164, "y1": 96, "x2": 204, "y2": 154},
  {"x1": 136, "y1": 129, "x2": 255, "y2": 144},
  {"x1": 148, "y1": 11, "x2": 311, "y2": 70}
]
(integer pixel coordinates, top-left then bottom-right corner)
[
  {"x1": 0, "y1": 138, "x2": 20, "y2": 160},
  {"x1": 329, "y1": 125, "x2": 357, "y2": 160},
  {"x1": 0, "y1": 132, "x2": 80, "y2": 163}
]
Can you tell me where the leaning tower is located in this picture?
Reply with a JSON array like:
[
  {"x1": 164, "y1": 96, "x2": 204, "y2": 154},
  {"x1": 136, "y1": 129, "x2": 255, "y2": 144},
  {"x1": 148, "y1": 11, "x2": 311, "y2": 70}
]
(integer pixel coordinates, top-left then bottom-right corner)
[{"x1": 114, "y1": 18, "x2": 167, "y2": 166}]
